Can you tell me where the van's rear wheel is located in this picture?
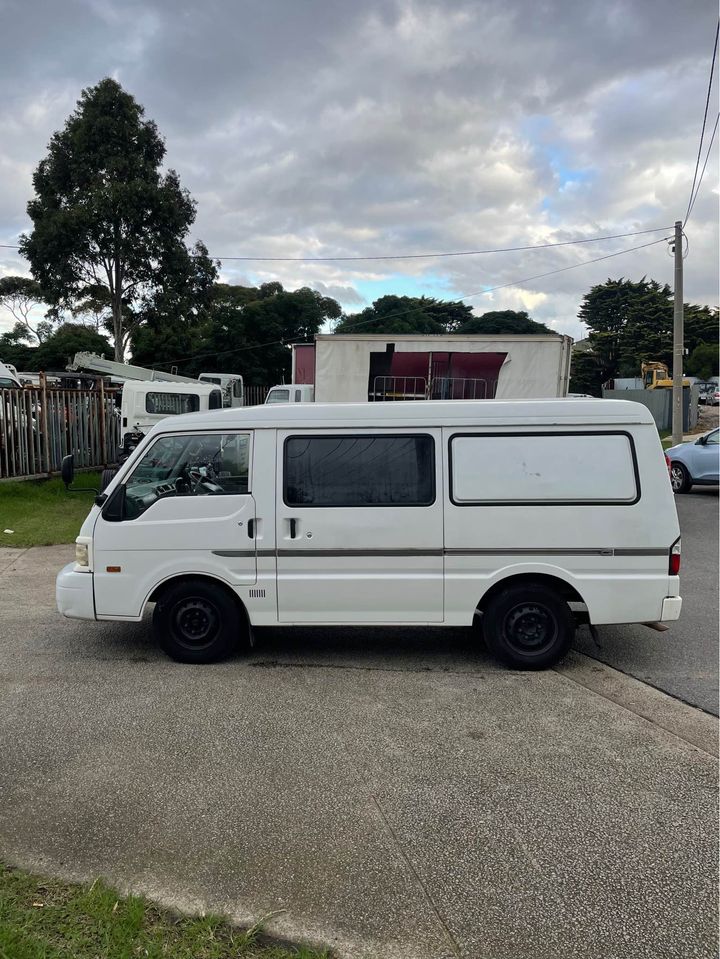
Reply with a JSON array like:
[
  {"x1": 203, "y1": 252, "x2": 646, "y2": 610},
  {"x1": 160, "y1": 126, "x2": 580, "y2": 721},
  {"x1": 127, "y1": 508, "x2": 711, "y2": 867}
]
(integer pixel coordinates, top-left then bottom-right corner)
[
  {"x1": 153, "y1": 579, "x2": 247, "y2": 664},
  {"x1": 483, "y1": 585, "x2": 575, "y2": 669}
]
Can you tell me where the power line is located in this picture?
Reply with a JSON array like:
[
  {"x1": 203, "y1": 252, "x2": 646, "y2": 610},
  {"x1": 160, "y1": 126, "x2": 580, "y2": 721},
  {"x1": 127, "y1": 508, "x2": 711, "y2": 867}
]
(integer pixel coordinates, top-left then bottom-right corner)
[
  {"x1": 685, "y1": 112, "x2": 719, "y2": 225},
  {"x1": 151, "y1": 234, "x2": 671, "y2": 369},
  {"x1": 0, "y1": 226, "x2": 674, "y2": 262},
  {"x1": 684, "y1": 19, "x2": 719, "y2": 225},
  {"x1": 458, "y1": 236, "x2": 671, "y2": 299}
]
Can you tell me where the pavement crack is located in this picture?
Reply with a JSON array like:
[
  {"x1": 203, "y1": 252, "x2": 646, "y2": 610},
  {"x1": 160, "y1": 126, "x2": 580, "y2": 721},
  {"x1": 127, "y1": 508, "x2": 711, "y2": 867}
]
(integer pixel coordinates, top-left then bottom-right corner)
[{"x1": 0, "y1": 548, "x2": 30, "y2": 576}]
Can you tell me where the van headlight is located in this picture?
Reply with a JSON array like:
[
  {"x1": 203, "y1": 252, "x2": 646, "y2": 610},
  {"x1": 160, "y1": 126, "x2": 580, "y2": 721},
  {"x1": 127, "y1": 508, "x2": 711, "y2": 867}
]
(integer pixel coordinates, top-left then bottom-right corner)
[{"x1": 75, "y1": 542, "x2": 89, "y2": 567}]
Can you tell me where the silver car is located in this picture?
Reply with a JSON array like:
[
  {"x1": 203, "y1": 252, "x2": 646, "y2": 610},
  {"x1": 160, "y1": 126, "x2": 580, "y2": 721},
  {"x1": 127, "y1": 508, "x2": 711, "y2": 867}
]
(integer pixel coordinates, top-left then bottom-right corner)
[{"x1": 666, "y1": 428, "x2": 720, "y2": 493}]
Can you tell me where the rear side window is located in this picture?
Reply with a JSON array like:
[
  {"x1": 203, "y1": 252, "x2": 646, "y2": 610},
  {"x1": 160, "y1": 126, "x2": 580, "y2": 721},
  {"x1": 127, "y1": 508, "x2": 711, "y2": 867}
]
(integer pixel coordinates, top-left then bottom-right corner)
[
  {"x1": 285, "y1": 434, "x2": 435, "y2": 506},
  {"x1": 145, "y1": 392, "x2": 200, "y2": 415},
  {"x1": 450, "y1": 432, "x2": 639, "y2": 505}
]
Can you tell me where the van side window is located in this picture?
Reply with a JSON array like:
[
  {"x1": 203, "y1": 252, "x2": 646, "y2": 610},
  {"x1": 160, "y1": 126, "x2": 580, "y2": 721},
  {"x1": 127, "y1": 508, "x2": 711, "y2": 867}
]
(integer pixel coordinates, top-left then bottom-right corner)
[
  {"x1": 449, "y1": 432, "x2": 639, "y2": 505},
  {"x1": 145, "y1": 392, "x2": 200, "y2": 415},
  {"x1": 123, "y1": 433, "x2": 250, "y2": 519},
  {"x1": 284, "y1": 434, "x2": 435, "y2": 507},
  {"x1": 267, "y1": 389, "x2": 290, "y2": 404}
]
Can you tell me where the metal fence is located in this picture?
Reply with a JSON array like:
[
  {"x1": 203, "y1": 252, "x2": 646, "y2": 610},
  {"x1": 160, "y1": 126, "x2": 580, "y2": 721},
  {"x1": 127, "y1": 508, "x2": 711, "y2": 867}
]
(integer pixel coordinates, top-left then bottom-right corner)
[
  {"x1": 371, "y1": 375, "x2": 497, "y2": 402},
  {"x1": 244, "y1": 385, "x2": 269, "y2": 406},
  {"x1": 0, "y1": 384, "x2": 120, "y2": 481}
]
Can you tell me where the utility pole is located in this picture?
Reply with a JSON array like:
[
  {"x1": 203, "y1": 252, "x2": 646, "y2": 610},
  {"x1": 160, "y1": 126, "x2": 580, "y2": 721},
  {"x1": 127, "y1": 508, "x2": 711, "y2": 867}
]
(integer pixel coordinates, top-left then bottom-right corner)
[{"x1": 671, "y1": 220, "x2": 684, "y2": 447}]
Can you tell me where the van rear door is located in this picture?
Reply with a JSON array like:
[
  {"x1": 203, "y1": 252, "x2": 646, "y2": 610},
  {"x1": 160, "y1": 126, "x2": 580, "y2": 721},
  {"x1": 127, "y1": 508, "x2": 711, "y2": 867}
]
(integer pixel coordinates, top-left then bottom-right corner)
[{"x1": 275, "y1": 428, "x2": 444, "y2": 622}]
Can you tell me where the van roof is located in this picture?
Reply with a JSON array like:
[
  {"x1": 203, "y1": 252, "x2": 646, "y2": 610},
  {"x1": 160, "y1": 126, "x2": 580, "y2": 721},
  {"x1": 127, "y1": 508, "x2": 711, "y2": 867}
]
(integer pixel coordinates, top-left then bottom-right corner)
[{"x1": 150, "y1": 398, "x2": 656, "y2": 433}]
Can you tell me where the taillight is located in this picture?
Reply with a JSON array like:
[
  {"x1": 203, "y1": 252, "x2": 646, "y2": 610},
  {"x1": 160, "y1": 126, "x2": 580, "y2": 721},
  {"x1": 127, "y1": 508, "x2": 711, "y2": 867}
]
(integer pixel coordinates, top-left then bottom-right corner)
[
  {"x1": 665, "y1": 454, "x2": 671, "y2": 478},
  {"x1": 669, "y1": 538, "x2": 681, "y2": 576}
]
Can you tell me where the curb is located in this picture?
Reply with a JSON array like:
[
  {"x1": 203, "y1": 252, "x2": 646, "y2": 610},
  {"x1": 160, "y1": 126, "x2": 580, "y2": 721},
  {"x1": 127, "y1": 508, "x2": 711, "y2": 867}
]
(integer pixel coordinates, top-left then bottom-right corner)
[{"x1": 555, "y1": 650, "x2": 718, "y2": 758}]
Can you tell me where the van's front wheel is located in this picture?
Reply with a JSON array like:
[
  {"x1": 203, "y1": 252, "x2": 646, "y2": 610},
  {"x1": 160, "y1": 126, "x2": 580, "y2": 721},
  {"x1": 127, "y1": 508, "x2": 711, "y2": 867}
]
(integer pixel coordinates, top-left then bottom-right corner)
[
  {"x1": 483, "y1": 585, "x2": 574, "y2": 669},
  {"x1": 153, "y1": 579, "x2": 246, "y2": 664}
]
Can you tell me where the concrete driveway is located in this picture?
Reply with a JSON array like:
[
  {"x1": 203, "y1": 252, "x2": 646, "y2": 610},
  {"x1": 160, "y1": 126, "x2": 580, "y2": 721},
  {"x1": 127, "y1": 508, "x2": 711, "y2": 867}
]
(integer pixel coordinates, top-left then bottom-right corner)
[{"x1": 0, "y1": 545, "x2": 717, "y2": 959}]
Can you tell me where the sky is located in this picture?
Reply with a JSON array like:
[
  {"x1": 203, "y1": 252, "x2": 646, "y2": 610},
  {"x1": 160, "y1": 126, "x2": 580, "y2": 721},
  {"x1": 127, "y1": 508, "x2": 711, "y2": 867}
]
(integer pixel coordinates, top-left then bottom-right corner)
[{"x1": 0, "y1": 0, "x2": 718, "y2": 343}]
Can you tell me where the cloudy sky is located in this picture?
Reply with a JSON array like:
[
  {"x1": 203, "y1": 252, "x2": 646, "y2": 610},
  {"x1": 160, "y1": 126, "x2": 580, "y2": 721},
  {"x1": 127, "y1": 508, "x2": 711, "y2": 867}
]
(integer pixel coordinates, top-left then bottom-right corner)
[{"x1": 0, "y1": 0, "x2": 717, "y2": 341}]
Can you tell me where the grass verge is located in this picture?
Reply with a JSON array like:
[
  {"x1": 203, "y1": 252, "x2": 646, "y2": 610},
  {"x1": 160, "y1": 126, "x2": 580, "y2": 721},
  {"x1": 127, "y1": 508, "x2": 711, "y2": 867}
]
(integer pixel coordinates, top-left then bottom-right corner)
[
  {"x1": 0, "y1": 863, "x2": 330, "y2": 959},
  {"x1": 0, "y1": 474, "x2": 100, "y2": 548}
]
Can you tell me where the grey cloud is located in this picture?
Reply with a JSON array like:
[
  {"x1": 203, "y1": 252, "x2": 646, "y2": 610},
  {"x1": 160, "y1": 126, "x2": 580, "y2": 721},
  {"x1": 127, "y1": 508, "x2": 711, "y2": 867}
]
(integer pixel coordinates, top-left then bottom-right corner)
[{"x1": 0, "y1": 0, "x2": 717, "y2": 339}]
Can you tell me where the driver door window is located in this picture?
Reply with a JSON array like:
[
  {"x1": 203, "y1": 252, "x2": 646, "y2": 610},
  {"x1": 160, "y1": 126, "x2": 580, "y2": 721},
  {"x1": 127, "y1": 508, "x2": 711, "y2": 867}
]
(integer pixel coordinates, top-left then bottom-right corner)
[{"x1": 125, "y1": 432, "x2": 250, "y2": 519}]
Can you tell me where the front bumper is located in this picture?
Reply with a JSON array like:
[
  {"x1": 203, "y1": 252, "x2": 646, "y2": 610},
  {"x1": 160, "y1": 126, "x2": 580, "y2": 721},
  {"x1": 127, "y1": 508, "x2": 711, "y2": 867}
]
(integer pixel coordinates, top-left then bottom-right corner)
[
  {"x1": 56, "y1": 563, "x2": 95, "y2": 620},
  {"x1": 660, "y1": 596, "x2": 682, "y2": 621}
]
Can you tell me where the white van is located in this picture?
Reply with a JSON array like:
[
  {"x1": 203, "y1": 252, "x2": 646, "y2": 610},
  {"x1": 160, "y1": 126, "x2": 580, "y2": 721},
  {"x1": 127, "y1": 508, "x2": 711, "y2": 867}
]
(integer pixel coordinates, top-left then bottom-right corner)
[{"x1": 56, "y1": 399, "x2": 682, "y2": 668}]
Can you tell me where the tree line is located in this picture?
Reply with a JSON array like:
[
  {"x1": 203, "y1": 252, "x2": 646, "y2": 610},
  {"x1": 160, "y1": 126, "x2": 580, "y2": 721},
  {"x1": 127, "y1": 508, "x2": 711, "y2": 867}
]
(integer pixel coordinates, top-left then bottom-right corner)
[{"x1": 1, "y1": 78, "x2": 717, "y2": 389}]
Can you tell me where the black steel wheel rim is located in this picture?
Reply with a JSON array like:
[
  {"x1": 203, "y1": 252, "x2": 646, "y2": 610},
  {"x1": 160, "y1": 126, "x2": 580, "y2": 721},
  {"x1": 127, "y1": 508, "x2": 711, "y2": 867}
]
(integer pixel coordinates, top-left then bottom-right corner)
[
  {"x1": 171, "y1": 598, "x2": 219, "y2": 650},
  {"x1": 502, "y1": 602, "x2": 558, "y2": 655},
  {"x1": 670, "y1": 465, "x2": 685, "y2": 491}
]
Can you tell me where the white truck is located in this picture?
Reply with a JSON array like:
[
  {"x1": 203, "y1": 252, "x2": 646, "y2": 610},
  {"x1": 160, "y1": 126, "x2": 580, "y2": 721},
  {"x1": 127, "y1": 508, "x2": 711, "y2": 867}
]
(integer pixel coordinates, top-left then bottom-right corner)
[
  {"x1": 0, "y1": 360, "x2": 22, "y2": 388},
  {"x1": 266, "y1": 333, "x2": 573, "y2": 403},
  {"x1": 69, "y1": 353, "x2": 244, "y2": 409}
]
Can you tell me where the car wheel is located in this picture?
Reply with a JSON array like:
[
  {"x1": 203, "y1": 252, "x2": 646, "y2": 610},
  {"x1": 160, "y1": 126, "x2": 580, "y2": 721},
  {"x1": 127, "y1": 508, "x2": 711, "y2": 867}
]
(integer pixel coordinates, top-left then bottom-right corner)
[
  {"x1": 153, "y1": 578, "x2": 249, "y2": 664},
  {"x1": 669, "y1": 462, "x2": 691, "y2": 494},
  {"x1": 483, "y1": 584, "x2": 575, "y2": 670}
]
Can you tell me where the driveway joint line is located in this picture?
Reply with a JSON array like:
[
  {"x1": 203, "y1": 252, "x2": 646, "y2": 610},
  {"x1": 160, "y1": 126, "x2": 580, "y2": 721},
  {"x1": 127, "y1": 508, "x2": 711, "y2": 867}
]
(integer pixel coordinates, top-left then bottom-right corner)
[{"x1": 369, "y1": 794, "x2": 462, "y2": 959}]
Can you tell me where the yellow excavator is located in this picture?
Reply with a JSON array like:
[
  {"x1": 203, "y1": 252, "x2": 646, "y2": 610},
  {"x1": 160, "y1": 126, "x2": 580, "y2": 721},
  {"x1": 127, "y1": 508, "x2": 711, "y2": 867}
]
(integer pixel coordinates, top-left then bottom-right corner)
[{"x1": 641, "y1": 361, "x2": 691, "y2": 390}]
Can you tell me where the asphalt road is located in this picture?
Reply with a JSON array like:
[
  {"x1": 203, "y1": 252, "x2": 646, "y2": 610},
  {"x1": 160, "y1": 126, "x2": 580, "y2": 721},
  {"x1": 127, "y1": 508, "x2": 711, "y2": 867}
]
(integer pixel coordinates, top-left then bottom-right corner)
[
  {"x1": 0, "y1": 545, "x2": 717, "y2": 959},
  {"x1": 575, "y1": 487, "x2": 719, "y2": 715}
]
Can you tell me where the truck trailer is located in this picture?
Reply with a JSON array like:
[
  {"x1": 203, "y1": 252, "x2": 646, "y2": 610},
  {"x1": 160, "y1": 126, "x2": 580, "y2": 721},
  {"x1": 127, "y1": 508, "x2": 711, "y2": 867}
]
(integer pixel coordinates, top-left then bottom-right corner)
[{"x1": 271, "y1": 333, "x2": 573, "y2": 403}]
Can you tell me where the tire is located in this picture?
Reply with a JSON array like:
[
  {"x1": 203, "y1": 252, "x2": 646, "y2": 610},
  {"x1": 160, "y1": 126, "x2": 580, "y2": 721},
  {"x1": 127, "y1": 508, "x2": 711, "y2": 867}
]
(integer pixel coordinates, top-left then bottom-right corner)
[
  {"x1": 669, "y1": 461, "x2": 691, "y2": 494},
  {"x1": 100, "y1": 468, "x2": 118, "y2": 492},
  {"x1": 483, "y1": 584, "x2": 575, "y2": 670},
  {"x1": 153, "y1": 578, "x2": 248, "y2": 664}
]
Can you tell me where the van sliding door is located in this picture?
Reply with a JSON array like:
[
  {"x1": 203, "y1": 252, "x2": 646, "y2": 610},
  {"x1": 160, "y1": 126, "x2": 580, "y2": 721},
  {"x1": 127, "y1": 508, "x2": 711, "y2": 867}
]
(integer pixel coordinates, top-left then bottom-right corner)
[{"x1": 275, "y1": 429, "x2": 444, "y2": 623}]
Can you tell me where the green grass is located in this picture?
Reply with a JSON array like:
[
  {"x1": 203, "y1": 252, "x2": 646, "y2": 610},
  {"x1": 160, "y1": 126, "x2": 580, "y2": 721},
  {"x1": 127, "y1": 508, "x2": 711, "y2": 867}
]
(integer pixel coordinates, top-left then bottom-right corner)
[
  {"x1": 0, "y1": 863, "x2": 330, "y2": 959},
  {"x1": 0, "y1": 473, "x2": 101, "y2": 548}
]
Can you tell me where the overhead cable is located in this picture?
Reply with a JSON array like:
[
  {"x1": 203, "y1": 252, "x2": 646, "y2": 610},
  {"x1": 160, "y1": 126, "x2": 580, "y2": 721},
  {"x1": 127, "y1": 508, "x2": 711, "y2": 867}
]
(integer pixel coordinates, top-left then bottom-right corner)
[{"x1": 684, "y1": 19, "x2": 719, "y2": 225}]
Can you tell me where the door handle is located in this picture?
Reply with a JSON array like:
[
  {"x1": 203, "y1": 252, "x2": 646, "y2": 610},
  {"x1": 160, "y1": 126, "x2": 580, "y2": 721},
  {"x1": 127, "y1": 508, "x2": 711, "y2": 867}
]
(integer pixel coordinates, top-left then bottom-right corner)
[
  {"x1": 247, "y1": 518, "x2": 255, "y2": 539},
  {"x1": 289, "y1": 518, "x2": 297, "y2": 539}
]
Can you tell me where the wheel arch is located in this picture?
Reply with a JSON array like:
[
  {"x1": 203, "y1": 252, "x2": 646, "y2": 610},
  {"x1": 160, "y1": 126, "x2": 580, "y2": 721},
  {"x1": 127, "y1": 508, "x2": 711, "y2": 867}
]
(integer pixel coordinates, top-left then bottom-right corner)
[
  {"x1": 475, "y1": 571, "x2": 587, "y2": 618},
  {"x1": 145, "y1": 573, "x2": 250, "y2": 628}
]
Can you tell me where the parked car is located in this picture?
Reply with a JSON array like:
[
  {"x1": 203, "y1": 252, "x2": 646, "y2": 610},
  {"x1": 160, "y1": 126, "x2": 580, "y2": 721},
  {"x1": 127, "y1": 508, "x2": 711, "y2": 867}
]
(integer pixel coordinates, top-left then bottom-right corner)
[
  {"x1": 57, "y1": 398, "x2": 682, "y2": 669},
  {"x1": 666, "y1": 428, "x2": 720, "y2": 493},
  {"x1": 707, "y1": 389, "x2": 720, "y2": 407}
]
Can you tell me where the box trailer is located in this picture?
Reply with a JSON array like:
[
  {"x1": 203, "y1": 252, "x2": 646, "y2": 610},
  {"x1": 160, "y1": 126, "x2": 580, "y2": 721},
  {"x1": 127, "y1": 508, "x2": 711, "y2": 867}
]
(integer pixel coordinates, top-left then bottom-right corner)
[{"x1": 288, "y1": 334, "x2": 573, "y2": 402}]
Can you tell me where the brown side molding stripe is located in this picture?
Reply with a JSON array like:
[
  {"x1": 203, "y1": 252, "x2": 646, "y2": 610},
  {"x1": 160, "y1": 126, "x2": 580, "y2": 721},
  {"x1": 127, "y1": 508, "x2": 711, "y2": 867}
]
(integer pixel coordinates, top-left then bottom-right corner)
[{"x1": 213, "y1": 547, "x2": 669, "y2": 558}]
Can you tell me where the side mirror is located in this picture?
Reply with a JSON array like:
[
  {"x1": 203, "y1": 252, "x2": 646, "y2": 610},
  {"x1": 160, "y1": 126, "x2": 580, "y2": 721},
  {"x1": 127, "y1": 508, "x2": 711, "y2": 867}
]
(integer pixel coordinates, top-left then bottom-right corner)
[
  {"x1": 60, "y1": 452, "x2": 99, "y2": 495},
  {"x1": 61, "y1": 454, "x2": 75, "y2": 488},
  {"x1": 697, "y1": 435, "x2": 707, "y2": 446}
]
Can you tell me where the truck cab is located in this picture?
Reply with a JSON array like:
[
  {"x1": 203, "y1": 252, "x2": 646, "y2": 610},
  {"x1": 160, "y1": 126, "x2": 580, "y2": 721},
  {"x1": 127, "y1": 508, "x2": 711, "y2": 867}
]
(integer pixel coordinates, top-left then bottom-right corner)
[
  {"x1": 198, "y1": 373, "x2": 244, "y2": 408},
  {"x1": 0, "y1": 360, "x2": 22, "y2": 388},
  {"x1": 265, "y1": 384, "x2": 314, "y2": 404},
  {"x1": 118, "y1": 380, "x2": 223, "y2": 461}
]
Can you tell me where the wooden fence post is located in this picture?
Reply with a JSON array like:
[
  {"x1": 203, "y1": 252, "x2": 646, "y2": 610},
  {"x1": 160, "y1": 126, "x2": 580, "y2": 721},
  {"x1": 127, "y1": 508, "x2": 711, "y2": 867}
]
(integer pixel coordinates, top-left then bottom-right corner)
[{"x1": 39, "y1": 372, "x2": 50, "y2": 476}]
